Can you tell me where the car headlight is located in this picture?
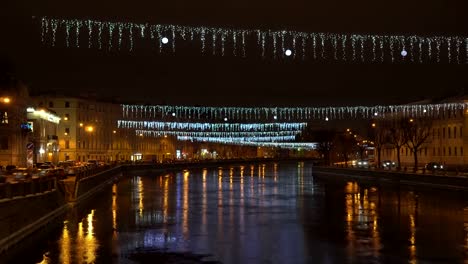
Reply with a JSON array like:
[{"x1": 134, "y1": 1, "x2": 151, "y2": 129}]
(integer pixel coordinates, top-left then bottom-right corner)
[
  {"x1": 440, "y1": 165, "x2": 443, "y2": 169},
  {"x1": 358, "y1": 162, "x2": 362, "y2": 165}
]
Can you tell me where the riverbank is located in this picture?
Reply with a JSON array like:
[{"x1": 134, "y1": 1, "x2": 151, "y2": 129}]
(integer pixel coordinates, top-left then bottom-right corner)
[{"x1": 312, "y1": 166, "x2": 468, "y2": 191}]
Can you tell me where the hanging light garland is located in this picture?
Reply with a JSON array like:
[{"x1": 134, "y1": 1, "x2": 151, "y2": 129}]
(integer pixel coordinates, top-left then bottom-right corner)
[
  {"x1": 175, "y1": 137, "x2": 317, "y2": 149},
  {"x1": 176, "y1": 135, "x2": 297, "y2": 142},
  {"x1": 40, "y1": 17, "x2": 468, "y2": 64},
  {"x1": 135, "y1": 130, "x2": 301, "y2": 137},
  {"x1": 118, "y1": 120, "x2": 308, "y2": 131},
  {"x1": 121, "y1": 102, "x2": 467, "y2": 121}
]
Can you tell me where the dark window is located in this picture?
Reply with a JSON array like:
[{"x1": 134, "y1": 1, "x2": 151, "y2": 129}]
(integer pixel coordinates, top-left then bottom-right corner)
[
  {"x1": 461, "y1": 127, "x2": 463, "y2": 137},
  {"x1": 65, "y1": 128, "x2": 70, "y2": 134},
  {"x1": 433, "y1": 147, "x2": 435, "y2": 155},
  {"x1": 0, "y1": 135, "x2": 8, "y2": 150},
  {"x1": 448, "y1": 147, "x2": 451, "y2": 156},
  {"x1": 443, "y1": 147, "x2": 446, "y2": 156},
  {"x1": 65, "y1": 140, "x2": 70, "y2": 149},
  {"x1": 443, "y1": 128, "x2": 446, "y2": 138},
  {"x1": 49, "y1": 101, "x2": 54, "y2": 108},
  {"x1": 448, "y1": 127, "x2": 451, "y2": 138},
  {"x1": 424, "y1": 147, "x2": 427, "y2": 156},
  {"x1": 432, "y1": 128, "x2": 435, "y2": 139},
  {"x1": 462, "y1": 147, "x2": 464, "y2": 156},
  {"x1": 455, "y1": 147, "x2": 457, "y2": 156},
  {"x1": 65, "y1": 101, "x2": 70, "y2": 108},
  {"x1": 454, "y1": 127, "x2": 457, "y2": 138}
]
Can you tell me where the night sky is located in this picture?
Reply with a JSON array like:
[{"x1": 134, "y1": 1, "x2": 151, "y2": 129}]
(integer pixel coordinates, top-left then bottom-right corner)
[{"x1": 2, "y1": 0, "x2": 468, "y2": 106}]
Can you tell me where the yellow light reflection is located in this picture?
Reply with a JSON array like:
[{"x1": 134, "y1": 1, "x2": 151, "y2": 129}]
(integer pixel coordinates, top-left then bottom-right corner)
[
  {"x1": 218, "y1": 166, "x2": 223, "y2": 235},
  {"x1": 85, "y1": 210, "x2": 97, "y2": 263},
  {"x1": 137, "y1": 177, "x2": 144, "y2": 217},
  {"x1": 229, "y1": 167, "x2": 234, "y2": 190},
  {"x1": 202, "y1": 169, "x2": 207, "y2": 229},
  {"x1": 409, "y1": 214, "x2": 417, "y2": 264},
  {"x1": 183, "y1": 170, "x2": 189, "y2": 236},
  {"x1": 163, "y1": 177, "x2": 169, "y2": 221},
  {"x1": 250, "y1": 165, "x2": 254, "y2": 177},
  {"x1": 75, "y1": 210, "x2": 97, "y2": 264},
  {"x1": 273, "y1": 163, "x2": 278, "y2": 182},
  {"x1": 345, "y1": 184, "x2": 381, "y2": 260},
  {"x1": 59, "y1": 221, "x2": 71, "y2": 264},
  {"x1": 112, "y1": 184, "x2": 117, "y2": 230}
]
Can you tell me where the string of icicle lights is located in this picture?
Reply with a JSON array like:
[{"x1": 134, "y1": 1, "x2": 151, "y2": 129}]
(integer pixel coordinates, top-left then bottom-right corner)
[
  {"x1": 118, "y1": 120, "x2": 307, "y2": 131},
  {"x1": 176, "y1": 136, "x2": 317, "y2": 149},
  {"x1": 121, "y1": 103, "x2": 467, "y2": 121},
  {"x1": 177, "y1": 136, "x2": 297, "y2": 142},
  {"x1": 41, "y1": 17, "x2": 468, "y2": 63},
  {"x1": 135, "y1": 130, "x2": 301, "y2": 137}
]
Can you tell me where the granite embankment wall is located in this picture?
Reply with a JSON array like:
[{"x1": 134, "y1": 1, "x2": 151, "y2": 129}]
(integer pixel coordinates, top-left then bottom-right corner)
[
  {"x1": 312, "y1": 166, "x2": 468, "y2": 191},
  {"x1": 0, "y1": 167, "x2": 124, "y2": 253},
  {"x1": 0, "y1": 181, "x2": 68, "y2": 253}
]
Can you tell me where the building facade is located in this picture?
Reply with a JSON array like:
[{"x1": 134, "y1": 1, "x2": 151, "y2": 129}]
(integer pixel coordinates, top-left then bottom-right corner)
[
  {"x1": 0, "y1": 80, "x2": 30, "y2": 167},
  {"x1": 380, "y1": 99, "x2": 468, "y2": 168},
  {"x1": 26, "y1": 107, "x2": 61, "y2": 165}
]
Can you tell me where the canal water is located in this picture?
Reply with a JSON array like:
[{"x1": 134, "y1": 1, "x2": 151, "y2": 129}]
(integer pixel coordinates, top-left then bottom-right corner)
[{"x1": 3, "y1": 161, "x2": 468, "y2": 263}]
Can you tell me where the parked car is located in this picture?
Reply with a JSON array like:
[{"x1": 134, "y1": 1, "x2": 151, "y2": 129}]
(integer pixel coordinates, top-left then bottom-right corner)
[
  {"x1": 382, "y1": 160, "x2": 397, "y2": 168},
  {"x1": 356, "y1": 159, "x2": 371, "y2": 168},
  {"x1": 425, "y1": 162, "x2": 444, "y2": 171},
  {"x1": 12, "y1": 168, "x2": 32, "y2": 181}
]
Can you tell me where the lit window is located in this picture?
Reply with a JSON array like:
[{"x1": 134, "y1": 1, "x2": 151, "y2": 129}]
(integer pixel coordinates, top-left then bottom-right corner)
[{"x1": 0, "y1": 111, "x2": 8, "y2": 124}]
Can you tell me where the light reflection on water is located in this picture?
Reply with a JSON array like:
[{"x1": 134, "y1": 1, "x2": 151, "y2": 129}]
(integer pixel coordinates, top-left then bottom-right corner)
[{"x1": 7, "y1": 162, "x2": 468, "y2": 264}]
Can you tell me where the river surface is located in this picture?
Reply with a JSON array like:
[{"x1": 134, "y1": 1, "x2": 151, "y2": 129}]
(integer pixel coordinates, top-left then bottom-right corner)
[{"x1": 3, "y1": 161, "x2": 468, "y2": 264}]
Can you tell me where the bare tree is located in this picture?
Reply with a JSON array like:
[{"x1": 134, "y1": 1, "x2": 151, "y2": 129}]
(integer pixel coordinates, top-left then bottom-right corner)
[
  {"x1": 302, "y1": 128, "x2": 335, "y2": 165},
  {"x1": 388, "y1": 118, "x2": 407, "y2": 170},
  {"x1": 372, "y1": 122, "x2": 390, "y2": 168},
  {"x1": 334, "y1": 132, "x2": 356, "y2": 167},
  {"x1": 402, "y1": 117, "x2": 432, "y2": 171}
]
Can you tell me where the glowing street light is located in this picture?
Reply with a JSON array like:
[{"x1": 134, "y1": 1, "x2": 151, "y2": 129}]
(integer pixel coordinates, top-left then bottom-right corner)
[
  {"x1": 1, "y1": 97, "x2": 11, "y2": 104},
  {"x1": 85, "y1": 126, "x2": 94, "y2": 132},
  {"x1": 372, "y1": 123, "x2": 376, "y2": 128}
]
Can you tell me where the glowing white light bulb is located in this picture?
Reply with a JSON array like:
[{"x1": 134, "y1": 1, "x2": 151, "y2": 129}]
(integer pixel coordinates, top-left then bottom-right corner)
[
  {"x1": 401, "y1": 49, "x2": 408, "y2": 57},
  {"x1": 273, "y1": 115, "x2": 277, "y2": 120},
  {"x1": 285, "y1": 49, "x2": 292, "y2": 56},
  {"x1": 224, "y1": 117, "x2": 228, "y2": 121},
  {"x1": 172, "y1": 112, "x2": 176, "y2": 117},
  {"x1": 325, "y1": 117, "x2": 329, "y2": 121},
  {"x1": 374, "y1": 112, "x2": 378, "y2": 116},
  {"x1": 162, "y1": 37, "x2": 169, "y2": 44}
]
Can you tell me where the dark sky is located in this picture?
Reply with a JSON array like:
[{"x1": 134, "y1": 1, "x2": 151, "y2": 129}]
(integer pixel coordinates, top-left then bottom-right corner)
[{"x1": 1, "y1": 0, "x2": 468, "y2": 106}]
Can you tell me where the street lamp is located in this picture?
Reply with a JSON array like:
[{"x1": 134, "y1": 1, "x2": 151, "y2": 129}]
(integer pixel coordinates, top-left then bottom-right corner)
[
  {"x1": 0, "y1": 97, "x2": 11, "y2": 104},
  {"x1": 85, "y1": 126, "x2": 94, "y2": 132}
]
